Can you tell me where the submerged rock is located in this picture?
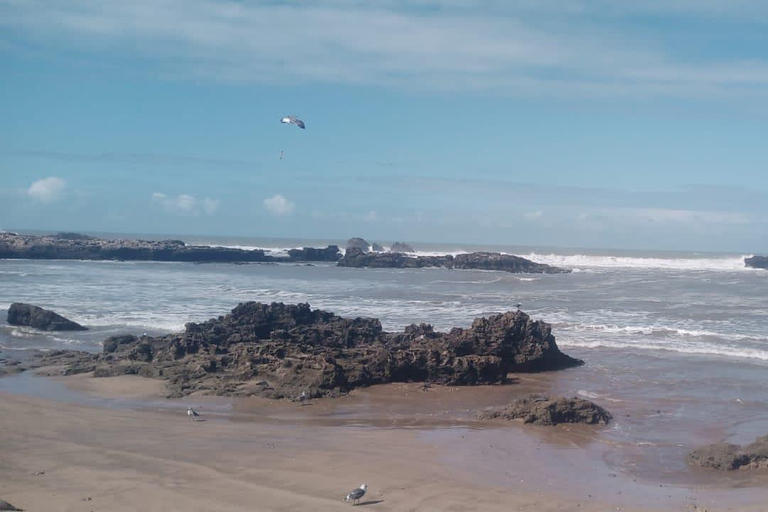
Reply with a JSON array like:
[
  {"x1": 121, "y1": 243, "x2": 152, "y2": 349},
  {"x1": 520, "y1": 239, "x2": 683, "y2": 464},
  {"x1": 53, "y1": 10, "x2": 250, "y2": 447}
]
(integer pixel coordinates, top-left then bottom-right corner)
[
  {"x1": 477, "y1": 395, "x2": 612, "y2": 426},
  {"x1": 687, "y1": 435, "x2": 768, "y2": 471},
  {"x1": 7, "y1": 303, "x2": 87, "y2": 331},
  {"x1": 34, "y1": 302, "x2": 582, "y2": 399}
]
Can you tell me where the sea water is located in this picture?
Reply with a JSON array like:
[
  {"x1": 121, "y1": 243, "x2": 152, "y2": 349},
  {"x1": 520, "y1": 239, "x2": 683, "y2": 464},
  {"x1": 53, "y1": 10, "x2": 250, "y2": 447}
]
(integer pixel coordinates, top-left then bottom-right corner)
[{"x1": 1, "y1": 236, "x2": 767, "y2": 483}]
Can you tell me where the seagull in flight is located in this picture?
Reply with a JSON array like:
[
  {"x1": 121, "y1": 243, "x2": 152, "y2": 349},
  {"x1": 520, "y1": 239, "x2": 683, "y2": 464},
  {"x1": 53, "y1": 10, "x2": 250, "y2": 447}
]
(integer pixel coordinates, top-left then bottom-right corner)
[
  {"x1": 187, "y1": 407, "x2": 201, "y2": 421},
  {"x1": 344, "y1": 484, "x2": 367, "y2": 505},
  {"x1": 281, "y1": 115, "x2": 305, "y2": 129}
]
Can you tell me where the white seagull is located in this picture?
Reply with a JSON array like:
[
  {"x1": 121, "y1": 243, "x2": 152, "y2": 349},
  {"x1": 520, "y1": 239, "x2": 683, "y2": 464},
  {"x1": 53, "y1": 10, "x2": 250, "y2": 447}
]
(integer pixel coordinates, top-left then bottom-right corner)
[
  {"x1": 344, "y1": 484, "x2": 367, "y2": 505},
  {"x1": 187, "y1": 407, "x2": 200, "y2": 421},
  {"x1": 280, "y1": 115, "x2": 305, "y2": 129}
]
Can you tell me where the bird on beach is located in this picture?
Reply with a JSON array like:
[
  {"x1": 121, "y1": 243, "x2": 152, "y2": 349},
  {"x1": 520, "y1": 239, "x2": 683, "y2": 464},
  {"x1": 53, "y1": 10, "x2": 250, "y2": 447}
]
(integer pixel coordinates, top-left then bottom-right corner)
[
  {"x1": 187, "y1": 407, "x2": 200, "y2": 420},
  {"x1": 344, "y1": 484, "x2": 367, "y2": 505},
  {"x1": 296, "y1": 390, "x2": 309, "y2": 405},
  {"x1": 0, "y1": 500, "x2": 23, "y2": 511},
  {"x1": 280, "y1": 115, "x2": 305, "y2": 129}
]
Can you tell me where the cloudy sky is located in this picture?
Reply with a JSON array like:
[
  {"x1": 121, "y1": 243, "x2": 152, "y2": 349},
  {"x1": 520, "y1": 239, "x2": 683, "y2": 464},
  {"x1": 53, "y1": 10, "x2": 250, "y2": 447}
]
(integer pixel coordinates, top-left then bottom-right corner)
[{"x1": 2, "y1": 0, "x2": 768, "y2": 252}]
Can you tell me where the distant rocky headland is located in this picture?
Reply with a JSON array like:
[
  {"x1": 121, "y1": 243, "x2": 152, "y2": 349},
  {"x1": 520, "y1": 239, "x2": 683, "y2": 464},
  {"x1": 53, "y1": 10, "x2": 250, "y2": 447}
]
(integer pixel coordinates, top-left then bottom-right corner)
[
  {"x1": 30, "y1": 302, "x2": 583, "y2": 399},
  {"x1": 0, "y1": 233, "x2": 568, "y2": 274}
]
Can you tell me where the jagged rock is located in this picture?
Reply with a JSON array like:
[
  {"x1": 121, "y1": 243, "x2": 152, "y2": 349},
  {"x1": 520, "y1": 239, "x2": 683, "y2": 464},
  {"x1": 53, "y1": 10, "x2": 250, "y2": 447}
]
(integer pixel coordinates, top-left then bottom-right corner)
[
  {"x1": 688, "y1": 435, "x2": 768, "y2": 470},
  {"x1": 339, "y1": 247, "x2": 568, "y2": 274},
  {"x1": 745, "y1": 256, "x2": 768, "y2": 270},
  {"x1": 346, "y1": 237, "x2": 371, "y2": 253},
  {"x1": 287, "y1": 245, "x2": 341, "y2": 262},
  {"x1": 390, "y1": 242, "x2": 415, "y2": 253},
  {"x1": 34, "y1": 302, "x2": 582, "y2": 399},
  {"x1": 371, "y1": 243, "x2": 385, "y2": 252},
  {"x1": 7, "y1": 303, "x2": 87, "y2": 331},
  {"x1": 478, "y1": 395, "x2": 612, "y2": 426}
]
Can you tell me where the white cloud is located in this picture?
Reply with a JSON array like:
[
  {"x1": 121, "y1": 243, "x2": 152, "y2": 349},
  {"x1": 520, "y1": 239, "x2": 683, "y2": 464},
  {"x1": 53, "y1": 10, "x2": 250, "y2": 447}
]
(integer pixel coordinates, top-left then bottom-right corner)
[
  {"x1": 151, "y1": 192, "x2": 219, "y2": 215},
  {"x1": 263, "y1": 194, "x2": 295, "y2": 216},
  {"x1": 523, "y1": 210, "x2": 543, "y2": 220},
  {"x1": 202, "y1": 198, "x2": 220, "y2": 215},
  {"x1": 2, "y1": 0, "x2": 768, "y2": 97},
  {"x1": 27, "y1": 177, "x2": 65, "y2": 203}
]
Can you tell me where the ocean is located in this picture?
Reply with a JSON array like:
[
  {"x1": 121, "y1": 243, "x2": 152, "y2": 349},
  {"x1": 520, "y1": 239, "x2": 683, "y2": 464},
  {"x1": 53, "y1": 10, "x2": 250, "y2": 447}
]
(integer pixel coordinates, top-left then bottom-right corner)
[{"x1": 1, "y1": 235, "x2": 767, "y2": 486}]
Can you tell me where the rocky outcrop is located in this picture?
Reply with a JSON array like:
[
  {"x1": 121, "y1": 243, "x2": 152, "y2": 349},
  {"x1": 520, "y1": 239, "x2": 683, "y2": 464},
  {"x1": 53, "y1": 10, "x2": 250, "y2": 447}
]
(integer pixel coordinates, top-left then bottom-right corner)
[
  {"x1": 687, "y1": 435, "x2": 768, "y2": 471},
  {"x1": 34, "y1": 302, "x2": 582, "y2": 399},
  {"x1": 287, "y1": 245, "x2": 341, "y2": 262},
  {"x1": 0, "y1": 233, "x2": 341, "y2": 264},
  {"x1": 478, "y1": 395, "x2": 612, "y2": 426},
  {"x1": 346, "y1": 237, "x2": 371, "y2": 253},
  {"x1": 339, "y1": 248, "x2": 569, "y2": 274},
  {"x1": 390, "y1": 242, "x2": 415, "y2": 253},
  {"x1": 745, "y1": 256, "x2": 768, "y2": 270},
  {"x1": 7, "y1": 303, "x2": 87, "y2": 331}
]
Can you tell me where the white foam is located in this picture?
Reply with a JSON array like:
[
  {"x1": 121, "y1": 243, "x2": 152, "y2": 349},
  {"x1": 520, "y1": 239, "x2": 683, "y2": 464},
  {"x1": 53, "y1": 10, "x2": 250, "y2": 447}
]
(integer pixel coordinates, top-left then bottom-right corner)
[
  {"x1": 518, "y1": 252, "x2": 753, "y2": 271},
  {"x1": 558, "y1": 338, "x2": 768, "y2": 362}
]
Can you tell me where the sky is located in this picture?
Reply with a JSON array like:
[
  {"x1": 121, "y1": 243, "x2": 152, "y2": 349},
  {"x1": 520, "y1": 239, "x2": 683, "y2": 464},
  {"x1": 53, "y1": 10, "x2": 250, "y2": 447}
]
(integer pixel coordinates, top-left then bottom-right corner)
[{"x1": 2, "y1": 0, "x2": 768, "y2": 253}]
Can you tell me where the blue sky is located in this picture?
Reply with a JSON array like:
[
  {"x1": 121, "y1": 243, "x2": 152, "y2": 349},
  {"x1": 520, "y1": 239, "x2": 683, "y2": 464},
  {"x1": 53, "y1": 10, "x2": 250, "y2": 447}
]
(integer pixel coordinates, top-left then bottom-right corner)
[{"x1": 2, "y1": 0, "x2": 768, "y2": 252}]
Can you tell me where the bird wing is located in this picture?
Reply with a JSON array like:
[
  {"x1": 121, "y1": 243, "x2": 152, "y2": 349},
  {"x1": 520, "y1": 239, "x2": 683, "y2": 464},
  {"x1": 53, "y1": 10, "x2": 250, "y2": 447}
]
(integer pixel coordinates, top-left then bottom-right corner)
[
  {"x1": 294, "y1": 119, "x2": 305, "y2": 129},
  {"x1": 348, "y1": 488, "x2": 365, "y2": 499}
]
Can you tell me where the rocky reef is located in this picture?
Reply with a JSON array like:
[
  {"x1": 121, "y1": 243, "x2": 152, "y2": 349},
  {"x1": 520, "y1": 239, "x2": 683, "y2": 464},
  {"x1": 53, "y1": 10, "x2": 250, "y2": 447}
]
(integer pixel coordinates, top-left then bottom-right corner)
[
  {"x1": 0, "y1": 233, "x2": 340, "y2": 264},
  {"x1": 33, "y1": 302, "x2": 582, "y2": 399},
  {"x1": 744, "y1": 256, "x2": 768, "y2": 270},
  {"x1": 7, "y1": 303, "x2": 87, "y2": 331},
  {"x1": 477, "y1": 395, "x2": 612, "y2": 426},
  {"x1": 687, "y1": 435, "x2": 768, "y2": 470},
  {"x1": 339, "y1": 247, "x2": 569, "y2": 274}
]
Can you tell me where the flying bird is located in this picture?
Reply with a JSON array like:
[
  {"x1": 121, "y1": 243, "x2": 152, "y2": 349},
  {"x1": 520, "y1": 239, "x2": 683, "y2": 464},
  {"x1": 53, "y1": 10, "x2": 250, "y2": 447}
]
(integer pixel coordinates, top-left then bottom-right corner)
[
  {"x1": 187, "y1": 407, "x2": 200, "y2": 420},
  {"x1": 344, "y1": 484, "x2": 367, "y2": 505},
  {"x1": 281, "y1": 115, "x2": 305, "y2": 129}
]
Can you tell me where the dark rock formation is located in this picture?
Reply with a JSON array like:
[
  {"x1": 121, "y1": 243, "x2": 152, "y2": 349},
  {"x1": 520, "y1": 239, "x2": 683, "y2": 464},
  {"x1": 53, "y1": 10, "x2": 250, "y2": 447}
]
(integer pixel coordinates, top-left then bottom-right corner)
[
  {"x1": 34, "y1": 302, "x2": 582, "y2": 399},
  {"x1": 0, "y1": 357, "x2": 25, "y2": 377},
  {"x1": 478, "y1": 395, "x2": 612, "y2": 426},
  {"x1": 7, "y1": 303, "x2": 87, "y2": 331},
  {"x1": 687, "y1": 435, "x2": 768, "y2": 471},
  {"x1": 0, "y1": 233, "x2": 337, "y2": 264},
  {"x1": 346, "y1": 237, "x2": 371, "y2": 253},
  {"x1": 745, "y1": 256, "x2": 768, "y2": 270},
  {"x1": 339, "y1": 247, "x2": 569, "y2": 274},
  {"x1": 390, "y1": 242, "x2": 415, "y2": 253},
  {"x1": 371, "y1": 242, "x2": 385, "y2": 252},
  {"x1": 287, "y1": 245, "x2": 341, "y2": 262},
  {"x1": 53, "y1": 231, "x2": 95, "y2": 240}
]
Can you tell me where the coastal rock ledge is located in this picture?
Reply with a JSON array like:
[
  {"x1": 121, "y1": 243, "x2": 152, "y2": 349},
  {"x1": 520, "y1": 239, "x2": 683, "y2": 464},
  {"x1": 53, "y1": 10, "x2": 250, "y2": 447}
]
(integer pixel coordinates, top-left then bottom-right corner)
[
  {"x1": 687, "y1": 435, "x2": 768, "y2": 470},
  {"x1": 477, "y1": 395, "x2": 612, "y2": 426},
  {"x1": 34, "y1": 302, "x2": 583, "y2": 399},
  {"x1": 7, "y1": 303, "x2": 87, "y2": 331}
]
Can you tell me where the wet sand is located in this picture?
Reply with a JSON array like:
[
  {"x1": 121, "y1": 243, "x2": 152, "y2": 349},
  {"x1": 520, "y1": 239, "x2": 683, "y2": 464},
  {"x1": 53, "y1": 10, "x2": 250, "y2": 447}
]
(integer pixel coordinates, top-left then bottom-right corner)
[{"x1": 1, "y1": 372, "x2": 767, "y2": 511}]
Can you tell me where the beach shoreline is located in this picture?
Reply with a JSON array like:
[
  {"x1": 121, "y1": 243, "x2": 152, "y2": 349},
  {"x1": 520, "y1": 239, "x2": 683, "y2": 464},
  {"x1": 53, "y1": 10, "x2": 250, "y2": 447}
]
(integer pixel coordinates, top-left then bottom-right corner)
[{"x1": 2, "y1": 371, "x2": 767, "y2": 511}]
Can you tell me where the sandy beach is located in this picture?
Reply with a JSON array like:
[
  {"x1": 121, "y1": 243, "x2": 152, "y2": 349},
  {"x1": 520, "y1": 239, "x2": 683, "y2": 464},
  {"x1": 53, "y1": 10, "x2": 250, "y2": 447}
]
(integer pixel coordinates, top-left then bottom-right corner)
[{"x1": 1, "y1": 372, "x2": 766, "y2": 512}]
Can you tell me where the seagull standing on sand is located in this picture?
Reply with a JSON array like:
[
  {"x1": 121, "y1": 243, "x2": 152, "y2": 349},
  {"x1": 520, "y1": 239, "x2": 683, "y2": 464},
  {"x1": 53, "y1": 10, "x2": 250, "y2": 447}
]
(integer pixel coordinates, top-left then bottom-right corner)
[
  {"x1": 344, "y1": 484, "x2": 367, "y2": 505},
  {"x1": 296, "y1": 390, "x2": 308, "y2": 405},
  {"x1": 187, "y1": 407, "x2": 200, "y2": 421},
  {"x1": 280, "y1": 115, "x2": 305, "y2": 129}
]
